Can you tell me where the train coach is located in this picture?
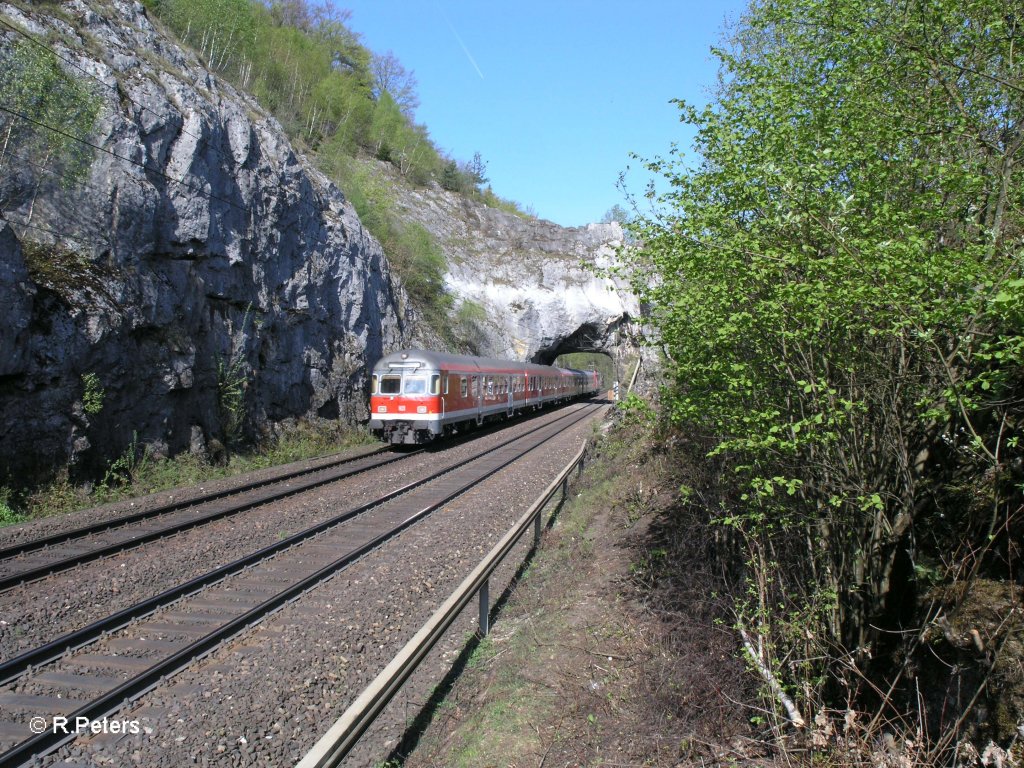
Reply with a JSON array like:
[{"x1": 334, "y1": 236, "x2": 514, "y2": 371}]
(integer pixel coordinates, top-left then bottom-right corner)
[{"x1": 368, "y1": 348, "x2": 602, "y2": 445}]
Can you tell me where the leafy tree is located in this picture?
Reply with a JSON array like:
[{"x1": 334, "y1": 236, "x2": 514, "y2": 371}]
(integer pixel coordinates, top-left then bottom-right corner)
[
  {"x1": 462, "y1": 151, "x2": 488, "y2": 188},
  {"x1": 600, "y1": 204, "x2": 630, "y2": 224},
  {"x1": 154, "y1": 0, "x2": 258, "y2": 71},
  {"x1": 371, "y1": 50, "x2": 419, "y2": 117},
  {"x1": 621, "y1": 0, "x2": 1022, "y2": 727},
  {"x1": 440, "y1": 160, "x2": 463, "y2": 192},
  {"x1": 0, "y1": 37, "x2": 100, "y2": 190},
  {"x1": 367, "y1": 91, "x2": 404, "y2": 161}
]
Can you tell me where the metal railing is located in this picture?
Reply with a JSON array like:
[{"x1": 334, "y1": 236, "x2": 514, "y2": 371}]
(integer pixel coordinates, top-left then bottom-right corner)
[{"x1": 295, "y1": 443, "x2": 589, "y2": 768}]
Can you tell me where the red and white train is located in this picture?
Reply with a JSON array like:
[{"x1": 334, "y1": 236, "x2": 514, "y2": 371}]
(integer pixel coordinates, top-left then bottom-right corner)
[{"x1": 368, "y1": 348, "x2": 602, "y2": 445}]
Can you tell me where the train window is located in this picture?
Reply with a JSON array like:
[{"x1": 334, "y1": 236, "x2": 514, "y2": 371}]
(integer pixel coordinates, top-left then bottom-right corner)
[
  {"x1": 380, "y1": 375, "x2": 400, "y2": 394},
  {"x1": 460, "y1": 377, "x2": 468, "y2": 397},
  {"x1": 404, "y1": 376, "x2": 426, "y2": 395},
  {"x1": 487, "y1": 377, "x2": 494, "y2": 397},
  {"x1": 430, "y1": 375, "x2": 440, "y2": 395}
]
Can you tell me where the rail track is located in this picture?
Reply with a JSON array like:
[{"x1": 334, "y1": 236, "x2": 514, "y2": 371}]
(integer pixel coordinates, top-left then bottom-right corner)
[
  {"x1": 0, "y1": 448, "x2": 407, "y2": 592},
  {"x1": 0, "y1": 402, "x2": 601, "y2": 766}
]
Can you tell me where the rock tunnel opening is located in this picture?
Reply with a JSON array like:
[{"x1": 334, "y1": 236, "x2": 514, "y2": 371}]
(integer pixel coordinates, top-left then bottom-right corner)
[{"x1": 531, "y1": 316, "x2": 633, "y2": 393}]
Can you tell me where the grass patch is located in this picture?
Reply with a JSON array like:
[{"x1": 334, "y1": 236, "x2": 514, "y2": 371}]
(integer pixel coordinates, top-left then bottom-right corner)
[
  {"x1": 1, "y1": 421, "x2": 375, "y2": 526},
  {"x1": 446, "y1": 684, "x2": 549, "y2": 768}
]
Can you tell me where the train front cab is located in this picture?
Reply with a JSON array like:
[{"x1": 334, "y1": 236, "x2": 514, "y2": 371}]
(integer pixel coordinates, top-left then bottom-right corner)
[{"x1": 369, "y1": 365, "x2": 444, "y2": 445}]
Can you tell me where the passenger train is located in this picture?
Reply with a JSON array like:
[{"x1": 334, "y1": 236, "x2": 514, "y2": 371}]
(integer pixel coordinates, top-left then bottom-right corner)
[{"x1": 368, "y1": 349, "x2": 602, "y2": 445}]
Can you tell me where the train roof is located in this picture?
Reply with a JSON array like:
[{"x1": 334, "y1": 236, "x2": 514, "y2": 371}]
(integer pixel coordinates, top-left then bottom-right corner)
[{"x1": 372, "y1": 348, "x2": 576, "y2": 376}]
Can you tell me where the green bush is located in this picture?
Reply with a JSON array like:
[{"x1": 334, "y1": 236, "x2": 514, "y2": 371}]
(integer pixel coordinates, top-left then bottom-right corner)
[
  {"x1": 0, "y1": 488, "x2": 25, "y2": 528},
  {"x1": 81, "y1": 372, "x2": 104, "y2": 416},
  {"x1": 620, "y1": 0, "x2": 1023, "y2": 728}
]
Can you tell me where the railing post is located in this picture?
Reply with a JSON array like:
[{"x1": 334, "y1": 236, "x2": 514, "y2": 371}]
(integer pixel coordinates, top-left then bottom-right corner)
[{"x1": 478, "y1": 578, "x2": 490, "y2": 637}]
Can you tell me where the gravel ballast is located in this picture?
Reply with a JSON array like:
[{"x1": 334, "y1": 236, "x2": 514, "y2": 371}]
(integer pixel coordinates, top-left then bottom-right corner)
[{"x1": 4, "y1": 404, "x2": 606, "y2": 766}]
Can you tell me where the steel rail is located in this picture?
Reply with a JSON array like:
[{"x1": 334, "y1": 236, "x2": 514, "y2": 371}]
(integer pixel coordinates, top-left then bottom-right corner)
[
  {"x1": 0, "y1": 404, "x2": 601, "y2": 768},
  {"x1": 0, "y1": 403, "x2": 596, "y2": 688},
  {"x1": 296, "y1": 442, "x2": 591, "y2": 768},
  {"x1": 0, "y1": 447, "x2": 391, "y2": 561},
  {"x1": 0, "y1": 449, "x2": 409, "y2": 592}
]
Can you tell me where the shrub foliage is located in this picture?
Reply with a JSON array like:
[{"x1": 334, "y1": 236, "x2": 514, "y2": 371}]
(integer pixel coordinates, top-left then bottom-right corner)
[{"x1": 620, "y1": 0, "x2": 1023, "y2": 740}]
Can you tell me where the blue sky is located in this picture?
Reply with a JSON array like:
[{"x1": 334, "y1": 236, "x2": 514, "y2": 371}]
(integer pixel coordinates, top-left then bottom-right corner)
[{"x1": 340, "y1": 1, "x2": 749, "y2": 228}]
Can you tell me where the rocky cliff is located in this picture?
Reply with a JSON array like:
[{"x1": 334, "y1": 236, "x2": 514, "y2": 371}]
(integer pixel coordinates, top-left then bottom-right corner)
[{"x1": 0, "y1": 0, "x2": 413, "y2": 480}]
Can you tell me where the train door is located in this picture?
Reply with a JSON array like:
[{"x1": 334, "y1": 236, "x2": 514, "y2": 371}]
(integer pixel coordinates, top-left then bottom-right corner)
[
  {"x1": 473, "y1": 375, "x2": 483, "y2": 425},
  {"x1": 506, "y1": 376, "x2": 514, "y2": 417}
]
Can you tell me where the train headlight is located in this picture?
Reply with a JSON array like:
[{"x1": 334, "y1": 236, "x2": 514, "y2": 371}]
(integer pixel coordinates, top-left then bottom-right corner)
[{"x1": 417, "y1": 405, "x2": 427, "y2": 414}]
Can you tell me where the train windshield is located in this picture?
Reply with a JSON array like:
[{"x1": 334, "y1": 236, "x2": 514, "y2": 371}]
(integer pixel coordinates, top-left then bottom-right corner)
[
  {"x1": 379, "y1": 375, "x2": 401, "y2": 394},
  {"x1": 404, "y1": 376, "x2": 426, "y2": 394}
]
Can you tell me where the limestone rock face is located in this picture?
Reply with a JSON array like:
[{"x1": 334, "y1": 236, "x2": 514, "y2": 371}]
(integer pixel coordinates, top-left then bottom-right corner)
[
  {"x1": 0, "y1": 1, "x2": 412, "y2": 479},
  {"x1": 391, "y1": 183, "x2": 639, "y2": 363}
]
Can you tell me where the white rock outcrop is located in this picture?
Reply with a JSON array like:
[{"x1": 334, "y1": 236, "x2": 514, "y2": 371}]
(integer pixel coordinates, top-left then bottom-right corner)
[{"x1": 392, "y1": 184, "x2": 639, "y2": 363}]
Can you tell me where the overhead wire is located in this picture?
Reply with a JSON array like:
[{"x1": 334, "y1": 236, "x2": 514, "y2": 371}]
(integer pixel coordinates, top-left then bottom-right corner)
[
  {"x1": 0, "y1": 209, "x2": 97, "y2": 250},
  {"x1": 0, "y1": 103, "x2": 378, "y2": 264},
  {"x1": 0, "y1": 13, "x2": 246, "y2": 175},
  {"x1": 0, "y1": 102, "x2": 255, "y2": 216},
  {"x1": 0, "y1": 13, "x2": 383, "y2": 271}
]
